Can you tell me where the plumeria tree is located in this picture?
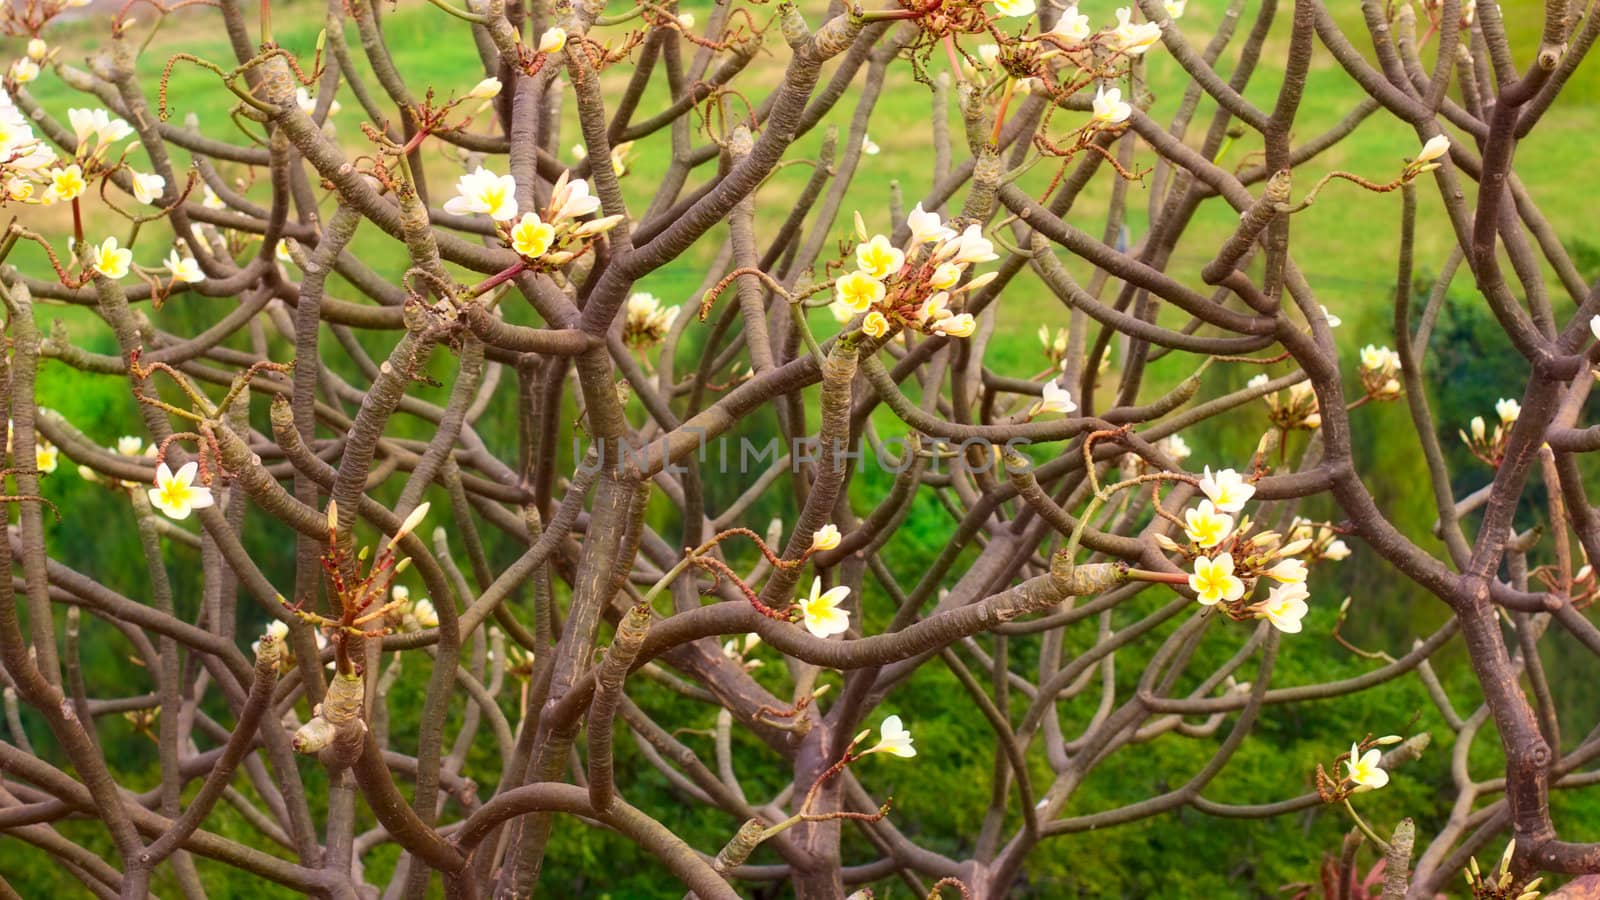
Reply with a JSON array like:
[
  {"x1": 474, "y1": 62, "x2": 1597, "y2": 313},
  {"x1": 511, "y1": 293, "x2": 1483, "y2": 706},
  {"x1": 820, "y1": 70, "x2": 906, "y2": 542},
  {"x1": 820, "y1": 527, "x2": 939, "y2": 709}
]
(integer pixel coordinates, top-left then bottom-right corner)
[{"x1": 1, "y1": 0, "x2": 1599, "y2": 896}]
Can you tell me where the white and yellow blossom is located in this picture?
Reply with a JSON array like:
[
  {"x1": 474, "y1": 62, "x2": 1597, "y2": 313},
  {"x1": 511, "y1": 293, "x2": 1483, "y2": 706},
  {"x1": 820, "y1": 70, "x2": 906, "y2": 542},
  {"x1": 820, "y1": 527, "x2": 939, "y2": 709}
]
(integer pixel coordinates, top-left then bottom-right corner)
[
  {"x1": 864, "y1": 714, "x2": 916, "y2": 758},
  {"x1": 511, "y1": 212, "x2": 556, "y2": 258},
  {"x1": 1264, "y1": 557, "x2": 1308, "y2": 584},
  {"x1": 538, "y1": 27, "x2": 567, "y2": 53},
  {"x1": 26, "y1": 39, "x2": 46, "y2": 61},
  {"x1": 799, "y1": 576, "x2": 851, "y2": 638},
  {"x1": 1198, "y1": 466, "x2": 1255, "y2": 513},
  {"x1": 1091, "y1": 84, "x2": 1131, "y2": 127},
  {"x1": 91, "y1": 236, "x2": 132, "y2": 280},
  {"x1": 35, "y1": 441, "x2": 57, "y2": 474},
  {"x1": 906, "y1": 202, "x2": 955, "y2": 244},
  {"x1": 10, "y1": 59, "x2": 39, "y2": 83},
  {"x1": 1030, "y1": 379, "x2": 1076, "y2": 417},
  {"x1": 933, "y1": 313, "x2": 976, "y2": 338},
  {"x1": 1495, "y1": 397, "x2": 1520, "y2": 424},
  {"x1": 130, "y1": 170, "x2": 166, "y2": 205},
  {"x1": 1345, "y1": 743, "x2": 1389, "y2": 791},
  {"x1": 68, "y1": 107, "x2": 132, "y2": 148},
  {"x1": 835, "y1": 269, "x2": 884, "y2": 312},
  {"x1": 992, "y1": 0, "x2": 1036, "y2": 18},
  {"x1": 148, "y1": 461, "x2": 215, "y2": 520},
  {"x1": 1109, "y1": 7, "x2": 1162, "y2": 55},
  {"x1": 1189, "y1": 553, "x2": 1244, "y2": 606},
  {"x1": 1048, "y1": 6, "x2": 1091, "y2": 42},
  {"x1": 443, "y1": 166, "x2": 518, "y2": 221},
  {"x1": 117, "y1": 435, "x2": 143, "y2": 456},
  {"x1": 855, "y1": 234, "x2": 905, "y2": 280},
  {"x1": 549, "y1": 171, "x2": 601, "y2": 221},
  {"x1": 165, "y1": 248, "x2": 204, "y2": 283},
  {"x1": 44, "y1": 164, "x2": 85, "y2": 204},
  {"x1": 1183, "y1": 500, "x2": 1233, "y2": 549},
  {"x1": 812, "y1": 524, "x2": 842, "y2": 551},
  {"x1": 468, "y1": 77, "x2": 502, "y2": 99},
  {"x1": 861, "y1": 310, "x2": 890, "y2": 339},
  {"x1": 1259, "y1": 582, "x2": 1309, "y2": 633}
]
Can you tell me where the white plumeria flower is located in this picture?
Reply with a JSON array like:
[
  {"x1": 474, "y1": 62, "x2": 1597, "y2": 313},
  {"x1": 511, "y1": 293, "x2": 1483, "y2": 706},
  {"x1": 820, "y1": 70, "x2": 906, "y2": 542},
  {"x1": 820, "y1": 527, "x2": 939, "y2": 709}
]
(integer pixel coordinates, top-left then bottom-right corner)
[
  {"x1": 10, "y1": 59, "x2": 38, "y2": 83},
  {"x1": 1030, "y1": 379, "x2": 1076, "y2": 417},
  {"x1": 1360, "y1": 344, "x2": 1400, "y2": 371},
  {"x1": 992, "y1": 0, "x2": 1035, "y2": 17},
  {"x1": 1166, "y1": 435, "x2": 1192, "y2": 462},
  {"x1": 443, "y1": 167, "x2": 518, "y2": 221},
  {"x1": 865, "y1": 714, "x2": 916, "y2": 758},
  {"x1": 945, "y1": 224, "x2": 998, "y2": 265},
  {"x1": 148, "y1": 461, "x2": 215, "y2": 520},
  {"x1": 1049, "y1": 6, "x2": 1091, "y2": 42},
  {"x1": 1264, "y1": 557, "x2": 1308, "y2": 584},
  {"x1": 266, "y1": 620, "x2": 289, "y2": 641},
  {"x1": 1090, "y1": 84, "x2": 1131, "y2": 127},
  {"x1": 91, "y1": 237, "x2": 132, "y2": 280},
  {"x1": 202, "y1": 185, "x2": 226, "y2": 210},
  {"x1": 835, "y1": 270, "x2": 884, "y2": 312},
  {"x1": 1165, "y1": 0, "x2": 1187, "y2": 17},
  {"x1": 1248, "y1": 373, "x2": 1270, "y2": 389},
  {"x1": 933, "y1": 313, "x2": 976, "y2": 338},
  {"x1": 68, "y1": 107, "x2": 132, "y2": 147},
  {"x1": 860, "y1": 134, "x2": 880, "y2": 155},
  {"x1": 855, "y1": 234, "x2": 905, "y2": 280},
  {"x1": 929, "y1": 261, "x2": 964, "y2": 290},
  {"x1": 1183, "y1": 500, "x2": 1233, "y2": 549},
  {"x1": 511, "y1": 212, "x2": 555, "y2": 258},
  {"x1": 906, "y1": 203, "x2": 955, "y2": 245},
  {"x1": 799, "y1": 576, "x2": 851, "y2": 638},
  {"x1": 549, "y1": 171, "x2": 601, "y2": 221},
  {"x1": 1415, "y1": 134, "x2": 1450, "y2": 165},
  {"x1": 976, "y1": 43, "x2": 1001, "y2": 70},
  {"x1": 1345, "y1": 743, "x2": 1390, "y2": 791},
  {"x1": 412, "y1": 598, "x2": 439, "y2": 629},
  {"x1": 130, "y1": 170, "x2": 166, "y2": 205},
  {"x1": 44, "y1": 164, "x2": 85, "y2": 203},
  {"x1": 1320, "y1": 305, "x2": 1342, "y2": 328},
  {"x1": 117, "y1": 435, "x2": 143, "y2": 456},
  {"x1": 538, "y1": 27, "x2": 567, "y2": 53},
  {"x1": 1198, "y1": 466, "x2": 1255, "y2": 513},
  {"x1": 1323, "y1": 539, "x2": 1351, "y2": 561},
  {"x1": 26, "y1": 39, "x2": 46, "y2": 61},
  {"x1": 468, "y1": 77, "x2": 502, "y2": 99},
  {"x1": 812, "y1": 524, "x2": 842, "y2": 551},
  {"x1": 861, "y1": 311, "x2": 889, "y2": 338},
  {"x1": 1189, "y1": 553, "x2": 1245, "y2": 605},
  {"x1": 1590, "y1": 315, "x2": 1600, "y2": 343},
  {"x1": 1259, "y1": 582, "x2": 1309, "y2": 633},
  {"x1": 828, "y1": 299, "x2": 856, "y2": 324},
  {"x1": 1110, "y1": 7, "x2": 1162, "y2": 55},
  {"x1": 677, "y1": 12, "x2": 696, "y2": 28},
  {"x1": 1495, "y1": 397, "x2": 1520, "y2": 424},
  {"x1": 35, "y1": 442, "x2": 58, "y2": 473},
  {"x1": 165, "y1": 248, "x2": 204, "y2": 283}
]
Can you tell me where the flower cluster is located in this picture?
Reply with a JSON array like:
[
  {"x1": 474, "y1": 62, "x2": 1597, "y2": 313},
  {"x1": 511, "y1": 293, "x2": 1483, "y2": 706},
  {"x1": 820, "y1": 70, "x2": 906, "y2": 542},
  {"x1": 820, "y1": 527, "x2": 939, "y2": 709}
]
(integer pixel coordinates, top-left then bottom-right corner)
[
  {"x1": 828, "y1": 205, "x2": 998, "y2": 340},
  {"x1": 623, "y1": 292, "x2": 680, "y2": 350},
  {"x1": 1251, "y1": 375, "x2": 1321, "y2": 431},
  {"x1": 443, "y1": 167, "x2": 622, "y2": 272},
  {"x1": 1357, "y1": 344, "x2": 1402, "y2": 401},
  {"x1": 1463, "y1": 838, "x2": 1543, "y2": 900},
  {"x1": 1314, "y1": 734, "x2": 1401, "y2": 802},
  {"x1": 1460, "y1": 397, "x2": 1519, "y2": 467},
  {"x1": 1286, "y1": 517, "x2": 1353, "y2": 563},
  {"x1": 1155, "y1": 468, "x2": 1334, "y2": 634}
]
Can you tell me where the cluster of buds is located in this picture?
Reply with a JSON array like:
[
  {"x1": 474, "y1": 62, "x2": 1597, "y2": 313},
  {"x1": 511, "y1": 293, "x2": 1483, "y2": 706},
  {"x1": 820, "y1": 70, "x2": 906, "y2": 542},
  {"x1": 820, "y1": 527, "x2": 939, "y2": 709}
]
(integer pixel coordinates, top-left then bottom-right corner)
[
  {"x1": 1357, "y1": 344, "x2": 1402, "y2": 401},
  {"x1": 385, "y1": 584, "x2": 439, "y2": 633},
  {"x1": 721, "y1": 632, "x2": 764, "y2": 672},
  {"x1": 443, "y1": 168, "x2": 621, "y2": 272},
  {"x1": 1464, "y1": 839, "x2": 1542, "y2": 900},
  {"x1": 1460, "y1": 398, "x2": 1519, "y2": 467},
  {"x1": 1287, "y1": 517, "x2": 1353, "y2": 562},
  {"x1": 248, "y1": 619, "x2": 331, "y2": 675},
  {"x1": 1154, "y1": 468, "x2": 1327, "y2": 634},
  {"x1": 623, "y1": 292, "x2": 681, "y2": 350},
  {"x1": 1421, "y1": 0, "x2": 1478, "y2": 29},
  {"x1": 1252, "y1": 375, "x2": 1321, "y2": 431},
  {"x1": 828, "y1": 205, "x2": 997, "y2": 340},
  {"x1": 1038, "y1": 324, "x2": 1069, "y2": 366},
  {"x1": 1313, "y1": 734, "x2": 1403, "y2": 801}
]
